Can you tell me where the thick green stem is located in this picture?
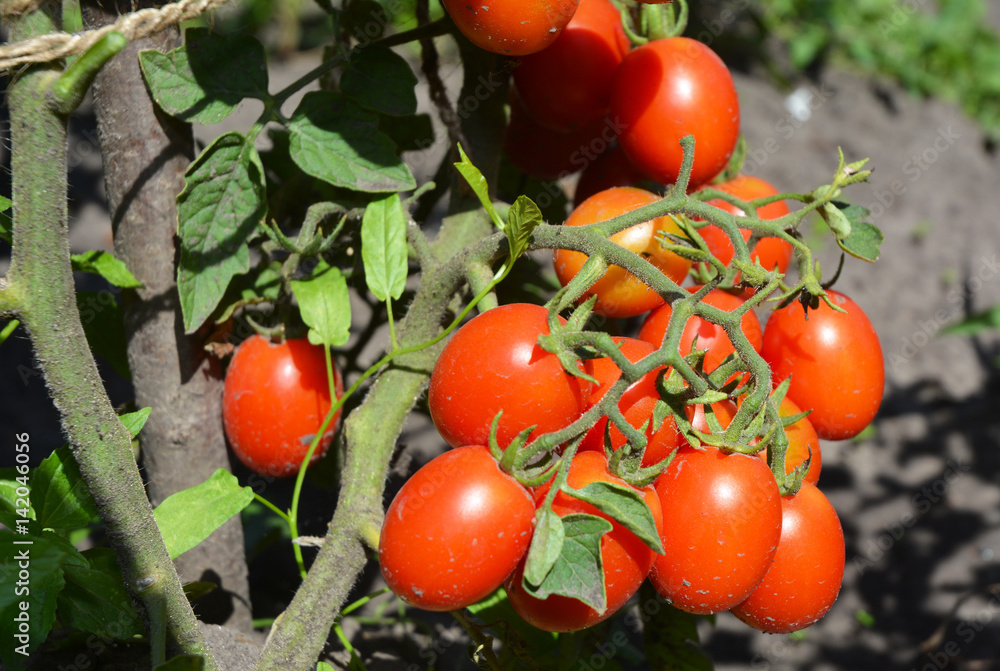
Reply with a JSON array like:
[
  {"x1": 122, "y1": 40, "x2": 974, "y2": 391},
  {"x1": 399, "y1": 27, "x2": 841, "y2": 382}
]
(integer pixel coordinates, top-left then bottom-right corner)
[{"x1": 5, "y1": 3, "x2": 216, "y2": 667}]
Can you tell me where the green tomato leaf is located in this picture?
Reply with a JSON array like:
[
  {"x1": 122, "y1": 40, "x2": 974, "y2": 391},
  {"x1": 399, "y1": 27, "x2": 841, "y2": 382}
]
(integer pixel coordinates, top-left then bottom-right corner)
[
  {"x1": 0, "y1": 195, "x2": 10, "y2": 212},
  {"x1": 290, "y1": 260, "x2": 351, "y2": 347},
  {"x1": 454, "y1": 144, "x2": 504, "y2": 230},
  {"x1": 820, "y1": 202, "x2": 852, "y2": 238},
  {"x1": 76, "y1": 291, "x2": 130, "y2": 379},
  {"x1": 836, "y1": 220, "x2": 884, "y2": 263},
  {"x1": 943, "y1": 304, "x2": 1000, "y2": 336},
  {"x1": 120, "y1": 407, "x2": 153, "y2": 439},
  {"x1": 378, "y1": 113, "x2": 434, "y2": 152},
  {"x1": 71, "y1": 250, "x2": 143, "y2": 289},
  {"x1": 177, "y1": 131, "x2": 266, "y2": 333},
  {"x1": 340, "y1": 46, "x2": 418, "y2": 116},
  {"x1": 0, "y1": 195, "x2": 12, "y2": 243},
  {"x1": 57, "y1": 547, "x2": 144, "y2": 640},
  {"x1": 153, "y1": 469, "x2": 254, "y2": 560},
  {"x1": 139, "y1": 28, "x2": 268, "y2": 125},
  {"x1": 562, "y1": 481, "x2": 664, "y2": 554},
  {"x1": 0, "y1": 530, "x2": 83, "y2": 669},
  {"x1": 642, "y1": 589, "x2": 714, "y2": 671},
  {"x1": 521, "y1": 512, "x2": 610, "y2": 612},
  {"x1": 154, "y1": 655, "x2": 205, "y2": 671},
  {"x1": 32, "y1": 447, "x2": 98, "y2": 530},
  {"x1": 506, "y1": 195, "x2": 543, "y2": 266},
  {"x1": 523, "y1": 508, "x2": 565, "y2": 587},
  {"x1": 361, "y1": 193, "x2": 408, "y2": 302},
  {"x1": 0, "y1": 469, "x2": 38, "y2": 533},
  {"x1": 288, "y1": 91, "x2": 416, "y2": 193}
]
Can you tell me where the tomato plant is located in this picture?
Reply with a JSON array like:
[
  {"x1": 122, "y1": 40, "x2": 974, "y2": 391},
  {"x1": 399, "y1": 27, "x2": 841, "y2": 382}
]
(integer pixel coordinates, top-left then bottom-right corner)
[
  {"x1": 696, "y1": 175, "x2": 794, "y2": 278},
  {"x1": 379, "y1": 446, "x2": 536, "y2": 611},
  {"x1": 579, "y1": 337, "x2": 680, "y2": 466},
  {"x1": 442, "y1": 0, "x2": 581, "y2": 55},
  {"x1": 506, "y1": 451, "x2": 662, "y2": 631},
  {"x1": 638, "y1": 287, "x2": 763, "y2": 375},
  {"x1": 504, "y1": 90, "x2": 606, "y2": 180},
  {"x1": 553, "y1": 187, "x2": 692, "y2": 318},
  {"x1": 758, "y1": 396, "x2": 822, "y2": 485},
  {"x1": 428, "y1": 303, "x2": 590, "y2": 448},
  {"x1": 573, "y1": 144, "x2": 653, "y2": 207},
  {"x1": 731, "y1": 482, "x2": 845, "y2": 633},
  {"x1": 513, "y1": 0, "x2": 630, "y2": 131},
  {"x1": 649, "y1": 443, "x2": 782, "y2": 614},
  {"x1": 761, "y1": 290, "x2": 885, "y2": 440},
  {"x1": 610, "y1": 37, "x2": 740, "y2": 189},
  {"x1": 222, "y1": 335, "x2": 343, "y2": 477}
]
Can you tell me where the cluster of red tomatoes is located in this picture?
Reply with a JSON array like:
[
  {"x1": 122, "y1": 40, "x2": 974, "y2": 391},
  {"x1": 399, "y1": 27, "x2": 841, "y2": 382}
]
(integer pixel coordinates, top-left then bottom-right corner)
[
  {"x1": 479, "y1": 0, "x2": 740, "y2": 200},
  {"x1": 379, "y1": 285, "x2": 883, "y2": 633}
]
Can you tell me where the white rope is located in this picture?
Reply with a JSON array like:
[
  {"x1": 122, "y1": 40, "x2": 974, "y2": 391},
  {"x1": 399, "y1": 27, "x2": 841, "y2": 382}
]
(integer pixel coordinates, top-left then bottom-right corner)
[{"x1": 0, "y1": 0, "x2": 232, "y2": 73}]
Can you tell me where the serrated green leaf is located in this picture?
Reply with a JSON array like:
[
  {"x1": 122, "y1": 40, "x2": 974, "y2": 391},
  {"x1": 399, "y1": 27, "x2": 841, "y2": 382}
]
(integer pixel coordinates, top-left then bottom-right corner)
[
  {"x1": 57, "y1": 547, "x2": 144, "y2": 640},
  {"x1": 288, "y1": 91, "x2": 415, "y2": 193},
  {"x1": 153, "y1": 469, "x2": 254, "y2": 560},
  {"x1": 378, "y1": 113, "x2": 434, "y2": 152},
  {"x1": 523, "y1": 508, "x2": 565, "y2": 587},
  {"x1": 177, "y1": 131, "x2": 266, "y2": 333},
  {"x1": 76, "y1": 291, "x2": 130, "y2": 379},
  {"x1": 154, "y1": 655, "x2": 205, "y2": 671},
  {"x1": 836, "y1": 220, "x2": 884, "y2": 262},
  {"x1": 642, "y1": 587, "x2": 714, "y2": 671},
  {"x1": 361, "y1": 193, "x2": 408, "y2": 302},
  {"x1": 120, "y1": 407, "x2": 153, "y2": 439},
  {"x1": 521, "y1": 512, "x2": 610, "y2": 612},
  {"x1": 506, "y1": 195, "x2": 543, "y2": 264},
  {"x1": 0, "y1": 530, "x2": 79, "y2": 669},
  {"x1": 0, "y1": 469, "x2": 39, "y2": 532},
  {"x1": 340, "y1": 46, "x2": 418, "y2": 116},
  {"x1": 562, "y1": 481, "x2": 664, "y2": 554},
  {"x1": 139, "y1": 28, "x2": 267, "y2": 125},
  {"x1": 32, "y1": 447, "x2": 98, "y2": 530},
  {"x1": 290, "y1": 260, "x2": 351, "y2": 347},
  {"x1": 71, "y1": 250, "x2": 143, "y2": 289},
  {"x1": 455, "y1": 144, "x2": 504, "y2": 230}
]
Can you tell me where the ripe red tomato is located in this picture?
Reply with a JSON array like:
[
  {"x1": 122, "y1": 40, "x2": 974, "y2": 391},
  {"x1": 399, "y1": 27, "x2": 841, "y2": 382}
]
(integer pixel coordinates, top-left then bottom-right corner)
[
  {"x1": 506, "y1": 451, "x2": 662, "y2": 631},
  {"x1": 755, "y1": 396, "x2": 822, "y2": 485},
  {"x1": 649, "y1": 443, "x2": 782, "y2": 614},
  {"x1": 573, "y1": 144, "x2": 653, "y2": 208},
  {"x1": 222, "y1": 335, "x2": 343, "y2": 477},
  {"x1": 442, "y1": 0, "x2": 580, "y2": 56},
  {"x1": 513, "y1": 0, "x2": 630, "y2": 131},
  {"x1": 638, "y1": 287, "x2": 763, "y2": 376},
  {"x1": 610, "y1": 37, "x2": 740, "y2": 189},
  {"x1": 732, "y1": 482, "x2": 845, "y2": 633},
  {"x1": 428, "y1": 303, "x2": 590, "y2": 449},
  {"x1": 504, "y1": 90, "x2": 608, "y2": 180},
  {"x1": 761, "y1": 290, "x2": 884, "y2": 440},
  {"x1": 379, "y1": 446, "x2": 535, "y2": 611},
  {"x1": 579, "y1": 337, "x2": 680, "y2": 467},
  {"x1": 696, "y1": 175, "x2": 794, "y2": 277},
  {"x1": 553, "y1": 187, "x2": 692, "y2": 318}
]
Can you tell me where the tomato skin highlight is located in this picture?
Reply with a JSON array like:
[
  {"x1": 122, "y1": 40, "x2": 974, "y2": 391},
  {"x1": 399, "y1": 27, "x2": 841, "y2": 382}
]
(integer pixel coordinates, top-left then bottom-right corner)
[
  {"x1": 554, "y1": 187, "x2": 692, "y2": 318},
  {"x1": 222, "y1": 335, "x2": 343, "y2": 477},
  {"x1": 513, "y1": 0, "x2": 630, "y2": 131},
  {"x1": 428, "y1": 303, "x2": 590, "y2": 449},
  {"x1": 443, "y1": 0, "x2": 581, "y2": 56},
  {"x1": 506, "y1": 451, "x2": 662, "y2": 631},
  {"x1": 638, "y1": 287, "x2": 763, "y2": 375},
  {"x1": 649, "y1": 444, "x2": 782, "y2": 614},
  {"x1": 761, "y1": 290, "x2": 885, "y2": 440},
  {"x1": 696, "y1": 175, "x2": 794, "y2": 279},
  {"x1": 379, "y1": 446, "x2": 536, "y2": 611},
  {"x1": 732, "y1": 482, "x2": 845, "y2": 633},
  {"x1": 611, "y1": 38, "x2": 740, "y2": 189}
]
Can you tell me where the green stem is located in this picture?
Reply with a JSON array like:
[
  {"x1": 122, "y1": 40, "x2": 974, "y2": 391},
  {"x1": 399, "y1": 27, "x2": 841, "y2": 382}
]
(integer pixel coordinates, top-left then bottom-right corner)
[
  {"x1": 6, "y1": 4, "x2": 216, "y2": 668},
  {"x1": 49, "y1": 31, "x2": 127, "y2": 113},
  {"x1": 254, "y1": 493, "x2": 290, "y2": 523},
  {"x1": 450, "y1": 609, "x2": 504, "y2": 671},
  {"x1": 0, "y1": 318, "x2": 20, "y2": 346}
]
